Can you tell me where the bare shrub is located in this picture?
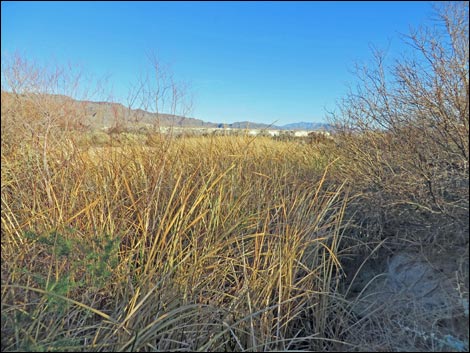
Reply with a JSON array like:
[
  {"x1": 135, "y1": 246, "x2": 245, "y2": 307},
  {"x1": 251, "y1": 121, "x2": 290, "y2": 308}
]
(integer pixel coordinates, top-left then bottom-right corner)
[
  {"x1": 330, "y1": 2, "x2": 469, "y2": 245},
  {"x1": 122, "y1": 52, "x2": 194, "y2": 133},
  {"x1": 1, "y1": 53, "x2": 101, "y2": 136}
]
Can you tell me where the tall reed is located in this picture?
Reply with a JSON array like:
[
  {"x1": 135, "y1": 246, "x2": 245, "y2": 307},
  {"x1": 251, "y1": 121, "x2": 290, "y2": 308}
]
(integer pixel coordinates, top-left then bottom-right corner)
[{"x1": 2, "y1": 133, "x2": 350, "y2": 351}]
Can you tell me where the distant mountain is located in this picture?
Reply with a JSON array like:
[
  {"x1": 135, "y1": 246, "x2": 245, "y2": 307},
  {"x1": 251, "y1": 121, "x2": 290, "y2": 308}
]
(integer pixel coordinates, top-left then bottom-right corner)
[
  {"x1": 79, "y1": 100, "x2": 219, "y2": 128},
  {"x1": 279, "y1": 122, "x2": 332, "y2": 131},
  {"x1": 219, "y1": 121, "x2": 331, "y2": 131},
  {"x1": 1, "y1": 91, "x2": 219, "y2": 129},
  {"x1": 224, "y1": 121, "x2": 278, "y2": 129},
  {"x1": 2, "y1": 91, "x2": 331, "y2": 131}
]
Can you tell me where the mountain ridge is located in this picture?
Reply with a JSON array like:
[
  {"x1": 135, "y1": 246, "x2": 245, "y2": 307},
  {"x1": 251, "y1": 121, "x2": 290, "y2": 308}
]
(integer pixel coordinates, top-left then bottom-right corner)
[{"x1": 2, "y1": 91, "x2": 331, "y2": 131}]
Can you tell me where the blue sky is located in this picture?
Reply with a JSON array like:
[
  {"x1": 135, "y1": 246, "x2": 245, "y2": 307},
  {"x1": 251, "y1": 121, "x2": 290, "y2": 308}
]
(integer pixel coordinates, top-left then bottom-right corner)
[{"x1": 2, "y1": 1, "x2": 435, "y2": 125}]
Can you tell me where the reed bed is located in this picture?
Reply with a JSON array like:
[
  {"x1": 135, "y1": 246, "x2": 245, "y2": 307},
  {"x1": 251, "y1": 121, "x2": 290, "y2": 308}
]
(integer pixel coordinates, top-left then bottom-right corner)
[{"x1": 2, "y1": 134, "x2": 351, "y2": 351}]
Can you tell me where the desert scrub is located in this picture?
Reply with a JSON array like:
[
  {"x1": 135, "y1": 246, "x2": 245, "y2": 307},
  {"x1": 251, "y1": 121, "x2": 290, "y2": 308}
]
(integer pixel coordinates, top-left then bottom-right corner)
[
  {"x1": 2, "y1": 132, "x2": 351, "y2": 351},
  {"x1": 329, "y1": 2, "x2": 469, "y2": 247}
]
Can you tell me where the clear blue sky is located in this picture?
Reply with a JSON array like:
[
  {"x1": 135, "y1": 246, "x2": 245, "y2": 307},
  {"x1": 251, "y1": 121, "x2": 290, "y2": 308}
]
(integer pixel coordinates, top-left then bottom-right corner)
[{"x1": 2, "y1": 1, "x2": 435, "y2": 125}]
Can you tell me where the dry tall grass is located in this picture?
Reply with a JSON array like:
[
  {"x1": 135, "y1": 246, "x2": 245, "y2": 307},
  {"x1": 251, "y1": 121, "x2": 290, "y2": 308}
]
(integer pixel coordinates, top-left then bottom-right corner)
[
  {"x1": 2, "y1": 3, "x2": 468, "y2": 350},
  {"x1": 1, "y1": 133, "x2": 352, "y2": 351}
]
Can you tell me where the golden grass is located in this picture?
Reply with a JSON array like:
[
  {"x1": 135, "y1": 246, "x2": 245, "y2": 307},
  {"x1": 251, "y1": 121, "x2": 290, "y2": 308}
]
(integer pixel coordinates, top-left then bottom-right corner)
[{"x1": 1, "y1": 133, "x2": 351, "y2": 351}]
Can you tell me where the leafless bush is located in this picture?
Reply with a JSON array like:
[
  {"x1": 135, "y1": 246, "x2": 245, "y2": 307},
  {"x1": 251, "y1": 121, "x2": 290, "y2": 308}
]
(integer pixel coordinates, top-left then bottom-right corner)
[
  {"x1": 122, "y1": 52, "x2": 193, "y2": 132},
  {"x1": 330, "y1": 2, "x2": 469, "y2": 244},
  {"x1": 1, "y1": 53, "x2": 108, "y2": 148}
]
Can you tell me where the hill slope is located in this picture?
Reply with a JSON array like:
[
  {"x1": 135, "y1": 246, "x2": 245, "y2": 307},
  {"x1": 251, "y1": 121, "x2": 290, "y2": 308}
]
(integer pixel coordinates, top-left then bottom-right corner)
[{"x1": 2, "y1": 91, "x2": 330, "y2": 131}]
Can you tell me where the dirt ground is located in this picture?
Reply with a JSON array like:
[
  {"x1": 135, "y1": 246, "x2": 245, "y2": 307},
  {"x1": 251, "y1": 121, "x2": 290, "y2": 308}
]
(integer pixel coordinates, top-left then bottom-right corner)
[{"x1": 343, "y1": 243, "x2": 469, "y2": 351}]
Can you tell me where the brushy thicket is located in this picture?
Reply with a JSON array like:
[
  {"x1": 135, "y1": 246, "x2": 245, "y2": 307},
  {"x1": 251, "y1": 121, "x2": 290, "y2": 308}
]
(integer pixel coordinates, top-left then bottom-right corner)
[
  {"x1": 1, "y1": 2, "x2": 468, "y2": 352},
  {"x1": 324, "y1": 2, "x2": 469, "y2": 350},
  {"x1": 329, "y1": 2, "x2": 469, "y2": 250}
]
